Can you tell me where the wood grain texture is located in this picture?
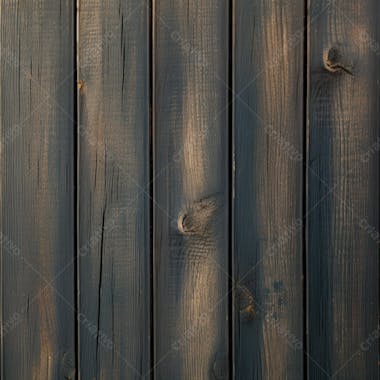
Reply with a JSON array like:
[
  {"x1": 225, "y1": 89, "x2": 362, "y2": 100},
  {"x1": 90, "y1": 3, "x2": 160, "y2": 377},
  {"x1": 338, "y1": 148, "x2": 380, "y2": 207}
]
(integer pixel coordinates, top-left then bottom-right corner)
[
  {"x1": 308, "y1": 1, "x2": 379, "y2": 378},
  {"x1": 234, "y1": 1, "x2": 305, "y2": 379},
  {"x1": 153, "y1": 1, "x2": 230, "y2": 378},
  {"x1": 0, "y1": 0, "x2": 76, "y2": 378},
  {"x1": 78, "y1": 0, "x2": 150, "y2": 378}
]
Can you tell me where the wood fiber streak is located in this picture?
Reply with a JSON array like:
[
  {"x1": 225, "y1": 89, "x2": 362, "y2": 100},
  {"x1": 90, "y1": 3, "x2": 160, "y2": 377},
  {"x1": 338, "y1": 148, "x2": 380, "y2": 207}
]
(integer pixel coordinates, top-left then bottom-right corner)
[
  {"x1": 78, "y1": 0, "x2": 150, "y2": 378},
  {"x1": 154, "y1": 0, "x2": 230, "y2": 379},
  {"x1": 0, "y1": 0, "x2": 76, "y2": 378},
  {"x1": 234, "y1": 1, "x2": 305, "y2": 379},
  {"x1": 308, "y1": 1, "x2": 379, "y2": 378}
]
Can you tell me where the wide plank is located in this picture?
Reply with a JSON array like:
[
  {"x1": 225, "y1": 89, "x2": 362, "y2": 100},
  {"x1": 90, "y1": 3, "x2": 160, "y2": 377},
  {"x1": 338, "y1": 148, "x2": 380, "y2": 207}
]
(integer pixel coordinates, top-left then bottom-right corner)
[
  {"x1": 234, "y1": 0, "x2": 305, "y2": 378},
  {"x1": 78, "y1": 0, "x2": 150, "y2": 378},
  {"x1": 153, "y1": 0, "x2": 230, "y2": 378},
  {"x1": 307, "y1": 0, "x2": 379, "y2": 378},
  {"x1": 0, "y1": 0, "x2": 76, "y2": 378}
]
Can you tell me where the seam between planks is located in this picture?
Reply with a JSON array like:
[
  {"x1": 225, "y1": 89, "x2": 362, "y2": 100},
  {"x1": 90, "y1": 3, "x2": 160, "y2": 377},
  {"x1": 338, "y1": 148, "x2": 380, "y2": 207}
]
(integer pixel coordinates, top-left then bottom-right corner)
[
  {"x1": 229, "y1": 0, "x2": 235, "y2": 379},
  {"x1": 303, "y1": 0, "x2": 310, "y2": 379},
  {"x1": 75, "y1": 0, "x2": 80, "y2": 378},
  {"x1": 150, "y1": 0, "x2": 155, "y2": 379}
]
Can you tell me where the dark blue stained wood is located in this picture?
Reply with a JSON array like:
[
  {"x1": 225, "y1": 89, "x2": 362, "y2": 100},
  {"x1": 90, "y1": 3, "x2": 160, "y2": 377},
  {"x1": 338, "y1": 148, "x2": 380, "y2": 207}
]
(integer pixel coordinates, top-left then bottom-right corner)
[
  {"x1": 308, "y1": 0, "x2": 379, "y2": 378},
  {"x1": 234, "y1": 0, "x2": 305, "y2": 378},
  {"x1": 0, "y1": 0, "x2": 76, "y2": 378},
  {"x1": 153, "y1": 0, "x2": 230, "y2": 378},
  {"x1": 78, "y1": 0, "x2": 150, "y2": 378}
]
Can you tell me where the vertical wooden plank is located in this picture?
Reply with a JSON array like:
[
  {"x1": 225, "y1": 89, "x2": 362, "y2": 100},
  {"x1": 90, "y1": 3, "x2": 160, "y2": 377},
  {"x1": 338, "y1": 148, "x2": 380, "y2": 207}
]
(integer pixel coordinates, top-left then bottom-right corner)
[
  {"x1": 78, "y1": 0, "x2": 150, "y2": 378},
  {"x1": 308, "y1": 0, "x2": 379, "y2": 378},
  {"x1": 153, "y1": 0, "x2": 230, "y2": 378},
  {"x1": 234, "y1": 1, "x2": 305, "y2": 378},
  {"x1": 0, "y1": 0, "x2": 76, "y2": 378}
]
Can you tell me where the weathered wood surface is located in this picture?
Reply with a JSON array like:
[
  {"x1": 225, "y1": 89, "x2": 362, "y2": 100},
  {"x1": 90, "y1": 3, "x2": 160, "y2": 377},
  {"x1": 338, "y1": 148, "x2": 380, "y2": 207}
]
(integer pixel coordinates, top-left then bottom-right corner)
[
  {"x1": 0, "y1": 0, "x2": 379, "y2": 378},
  {"x1": 78, "y1": 0, "x2": 150, "y2": 379},
  {"x1": 153, "y1": 0, "x2": 230, "y2": 378},
  {"x1": 0, "y1": 0, "x2": 76, "y2": 378},
  {"x1": 308, "y1": 0, "x2": 379, "y2": 378},
  {"x1": 234, "y1": 0, "x2": 305, "y2": 378}
]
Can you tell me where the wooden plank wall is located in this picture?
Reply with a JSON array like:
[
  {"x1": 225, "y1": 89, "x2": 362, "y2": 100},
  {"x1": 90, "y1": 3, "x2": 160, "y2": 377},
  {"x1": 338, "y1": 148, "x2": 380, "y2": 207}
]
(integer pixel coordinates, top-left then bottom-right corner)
[{"x1": 0, "y1": 0, "x2": 378, "y2": 379}]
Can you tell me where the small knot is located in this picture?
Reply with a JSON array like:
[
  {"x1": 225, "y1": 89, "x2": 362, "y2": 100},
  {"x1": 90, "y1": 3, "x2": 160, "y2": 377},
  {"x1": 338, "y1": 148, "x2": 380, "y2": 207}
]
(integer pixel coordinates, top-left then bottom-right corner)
[
  {"x1": 324, "y1": 47, "x2": 353, "y2": 75},
  {"x1": 212, "y1": 352, "x2": 228, "y2": 380},
  {"x1": 77, "y1": 80, "x2": 85, "y2": 92},
  {"x1": 236, "y1": 285, "x2": 255, "y2": 321},
  {"x1": 177, "y1": 194, "x2": 221, "y2": 235},
  {"x1": 61, "y1": 351, "x2": 76, "y2": 379}
]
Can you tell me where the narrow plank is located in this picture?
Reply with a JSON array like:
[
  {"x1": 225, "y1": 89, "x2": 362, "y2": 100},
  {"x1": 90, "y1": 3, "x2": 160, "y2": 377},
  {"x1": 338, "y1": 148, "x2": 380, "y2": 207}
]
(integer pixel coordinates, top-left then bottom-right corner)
[
  {"x1": 308, "y1": 1, "x2": 379, "y2": 378},
  {"x1": 0, "y1": 0, "x2": 76, "y2": 378},
  {"x1": 78, "y1": 0, "x2": 150, "y2": 378},
  {"x1": 234, "y1": 0, "x2": 305, "y2": 378},
  {"x1": 153, "y1": 0, "x2": 230, "y2": 378}
]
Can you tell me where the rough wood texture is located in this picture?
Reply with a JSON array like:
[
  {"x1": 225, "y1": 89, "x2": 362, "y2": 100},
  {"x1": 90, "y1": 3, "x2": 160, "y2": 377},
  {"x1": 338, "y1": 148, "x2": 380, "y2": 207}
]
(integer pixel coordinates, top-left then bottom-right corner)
[
  {"x1": 153, "y1": 1, "x2": 230, "y2": 378},
  {"x1": 234, "y1": 1, "x2": 305, "y2": 378},
  {"x1": 0, "y1": 0, "x2": 76, "y2": 378},
  {"x1": 308, "y1": 1, "x2": 379, "y2": 378},
  {"x1": 1, "y1": 1, "x2": 379, "y2": 378},
  {"x1": 78, "y1": 0, "x2": 150, "y2": 378}
]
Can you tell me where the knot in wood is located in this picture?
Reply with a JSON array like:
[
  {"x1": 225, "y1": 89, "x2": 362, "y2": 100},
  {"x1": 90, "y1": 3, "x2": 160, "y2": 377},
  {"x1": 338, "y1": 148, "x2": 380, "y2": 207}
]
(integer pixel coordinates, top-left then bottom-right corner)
[
  {"x1": 236, "y1": 285, "x2": 255, "y2": 321},
  {"x1": 177, "y1": 195, "x2": 221, "y2": 235},
  {"x1": 323, "y1": 46, "x2": 353, "y2": 75},
  {"x1": 212, "y1": 352, "x2": 228, "y2": 380},
  {"x1": 61, "y1": 351, "x2": 76, "y2": 379}
]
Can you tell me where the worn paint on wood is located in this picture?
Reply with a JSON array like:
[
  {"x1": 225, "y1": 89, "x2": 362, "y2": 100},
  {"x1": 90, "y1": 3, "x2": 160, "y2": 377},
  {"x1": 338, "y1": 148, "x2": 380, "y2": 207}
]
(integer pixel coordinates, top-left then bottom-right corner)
[
  {"x1": 0, "y1": 0, "x2": 76, "y2": 378},
  {"x1": 153, "y1": 0, "x2": 230, "y2": 378},
  {"x1": 234, "y1": 0, "x2": 305, "y2": 378},
  {"x1": 78, "y1": 0, "x2": 150, "y2": 378},
  {"x1": 308, "y1": 0, "x2": 379, "y2": 378}
]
